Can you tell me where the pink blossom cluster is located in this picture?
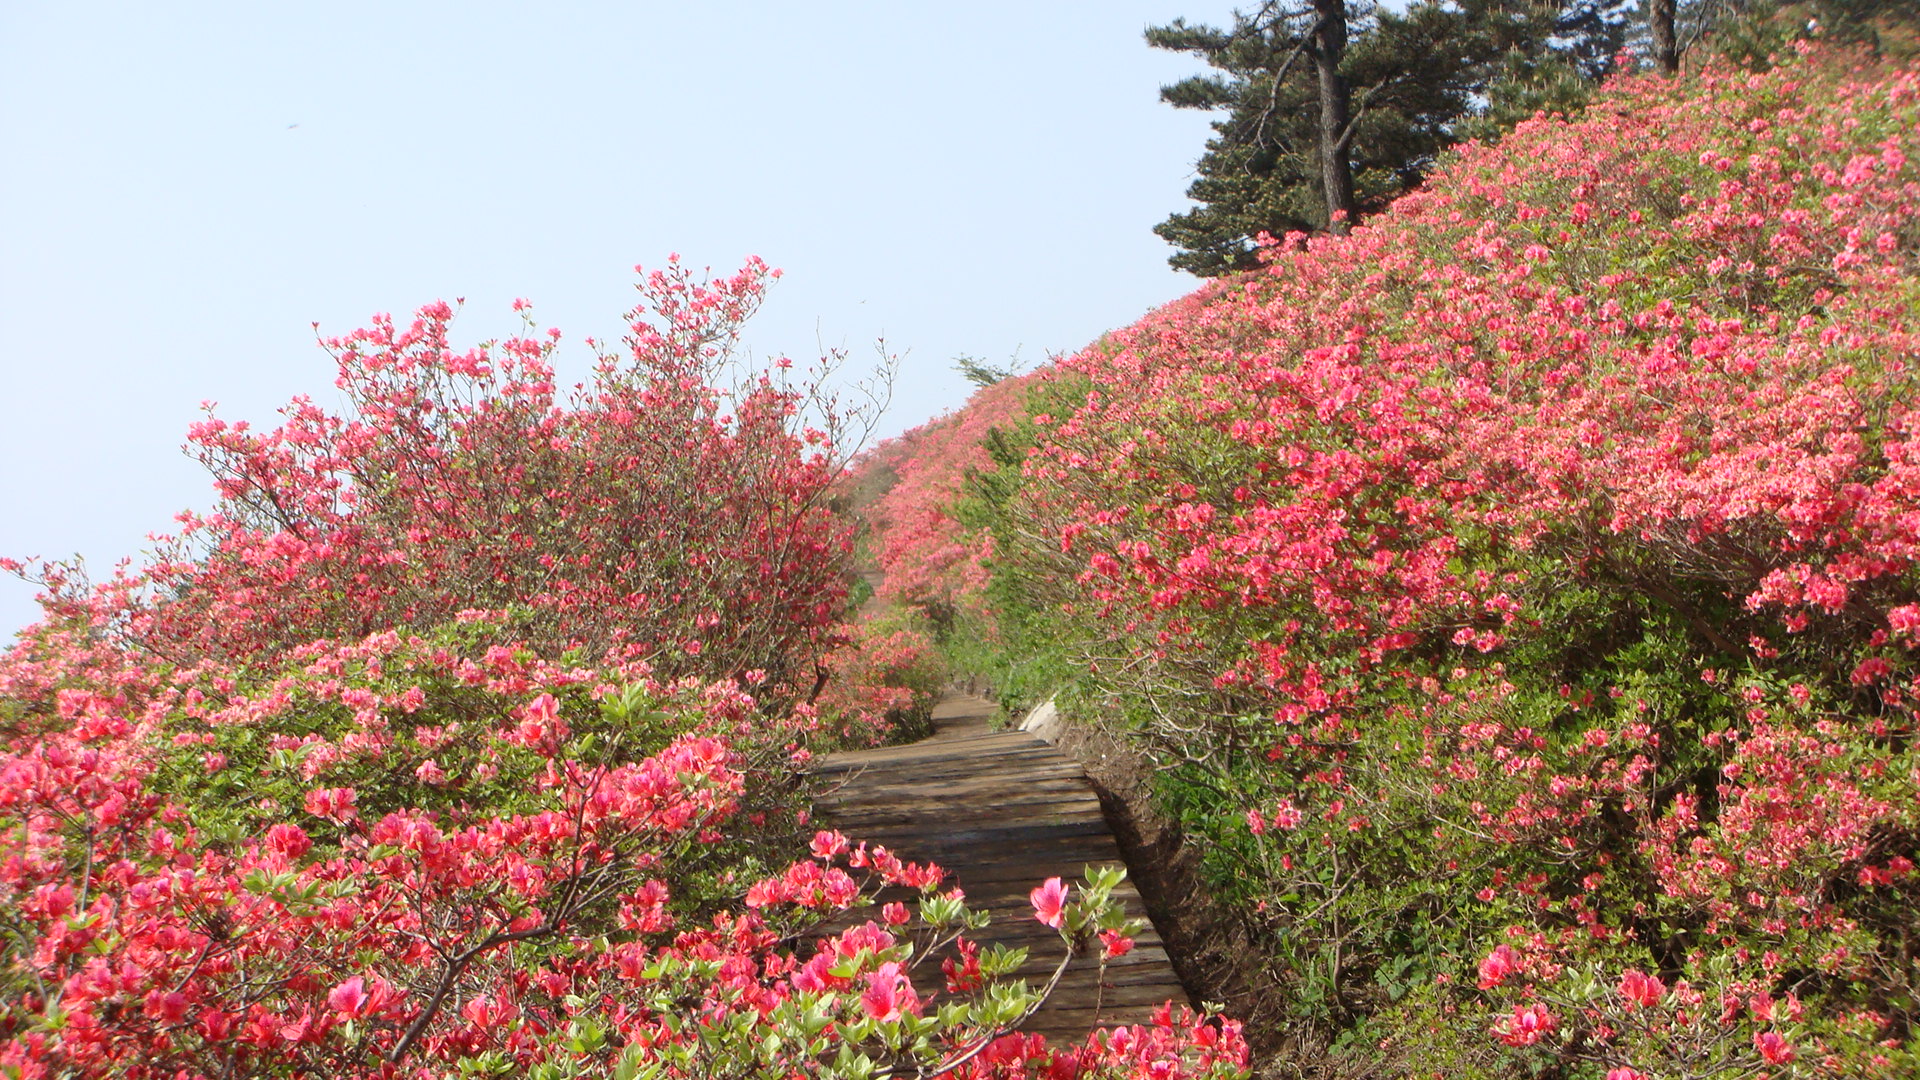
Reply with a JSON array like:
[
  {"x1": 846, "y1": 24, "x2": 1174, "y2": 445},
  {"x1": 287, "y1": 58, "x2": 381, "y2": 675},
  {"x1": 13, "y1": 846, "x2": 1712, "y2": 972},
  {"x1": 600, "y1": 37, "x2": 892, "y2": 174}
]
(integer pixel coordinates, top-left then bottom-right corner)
[
  {"x1": 809, "y1": 614, "x2": 950, "y2": 744},
  {"x1": 0, "y1": 661, "x2": 1243, "y2": 1079}
]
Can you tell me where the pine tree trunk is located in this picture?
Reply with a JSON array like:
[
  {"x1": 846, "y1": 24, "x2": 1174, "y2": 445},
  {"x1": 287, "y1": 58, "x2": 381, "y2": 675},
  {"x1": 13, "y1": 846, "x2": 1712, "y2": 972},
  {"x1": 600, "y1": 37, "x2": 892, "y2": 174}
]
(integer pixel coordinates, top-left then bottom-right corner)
[
  {"x1": 1650, "y1": 0, "x2": 1679, "y2": 74},
  {"x1": 1311, "y1": 0, "x2": 1356, "y2": 235}
]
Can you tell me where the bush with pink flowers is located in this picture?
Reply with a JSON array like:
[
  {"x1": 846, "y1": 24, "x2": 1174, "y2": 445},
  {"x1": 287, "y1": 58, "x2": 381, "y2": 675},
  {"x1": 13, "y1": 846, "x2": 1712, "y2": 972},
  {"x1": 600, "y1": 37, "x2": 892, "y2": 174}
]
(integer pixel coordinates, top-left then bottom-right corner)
[
  {"x1": 15, "y1": 257, "x2": 856, "y2": 701},
  {"x1": 855, "y1": 371, "x2": 1043, "y2": 627},
  {"x1": 0, "y1": 627, "x2": 1245, "y2": 1078}
]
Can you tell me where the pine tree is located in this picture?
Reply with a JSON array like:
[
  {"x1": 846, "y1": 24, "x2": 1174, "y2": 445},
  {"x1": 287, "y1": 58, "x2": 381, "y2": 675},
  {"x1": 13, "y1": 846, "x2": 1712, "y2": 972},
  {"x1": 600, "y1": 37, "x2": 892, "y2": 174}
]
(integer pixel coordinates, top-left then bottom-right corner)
[
  {"x1": 1651, "y1": 0, "x2": 1681, "y2": 72},
  {"x1": 1149, "y1": 0, "x2": 1630, "y2": 276}
]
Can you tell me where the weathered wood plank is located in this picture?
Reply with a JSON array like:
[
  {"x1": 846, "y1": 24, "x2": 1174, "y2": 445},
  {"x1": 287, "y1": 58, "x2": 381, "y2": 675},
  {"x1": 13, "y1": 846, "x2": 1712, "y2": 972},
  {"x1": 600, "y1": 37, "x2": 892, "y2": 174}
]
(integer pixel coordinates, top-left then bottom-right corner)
[
  {"x1": 824, "y1": 775, "x2": 1098, "y2": 803},
  {"x1": 817, "y1": 758, "x2": 1085, "y2": 783}
]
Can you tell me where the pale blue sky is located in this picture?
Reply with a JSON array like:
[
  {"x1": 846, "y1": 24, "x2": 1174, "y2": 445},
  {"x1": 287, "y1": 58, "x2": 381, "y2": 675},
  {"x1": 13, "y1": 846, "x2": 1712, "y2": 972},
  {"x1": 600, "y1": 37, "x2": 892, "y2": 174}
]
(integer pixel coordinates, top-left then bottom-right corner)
[{"x1": 1, "y1": 1, "x2": 1237, "y2": 635}]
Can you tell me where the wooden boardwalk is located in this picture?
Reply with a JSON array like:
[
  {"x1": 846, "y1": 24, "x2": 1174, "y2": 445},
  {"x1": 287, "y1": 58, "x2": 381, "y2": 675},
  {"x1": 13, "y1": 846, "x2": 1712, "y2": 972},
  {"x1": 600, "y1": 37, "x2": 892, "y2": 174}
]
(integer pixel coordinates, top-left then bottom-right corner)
[{"x1": 814, "y1": 692, "x2": 1191, "y2": 1045}]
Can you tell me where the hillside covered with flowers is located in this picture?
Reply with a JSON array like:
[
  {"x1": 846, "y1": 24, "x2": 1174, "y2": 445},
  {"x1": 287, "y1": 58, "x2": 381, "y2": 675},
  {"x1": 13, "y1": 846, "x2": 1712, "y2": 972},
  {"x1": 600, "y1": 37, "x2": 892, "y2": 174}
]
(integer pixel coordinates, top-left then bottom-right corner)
[{"x1": 859, "y1": 44, "x2": 1920, "y2": 1079}]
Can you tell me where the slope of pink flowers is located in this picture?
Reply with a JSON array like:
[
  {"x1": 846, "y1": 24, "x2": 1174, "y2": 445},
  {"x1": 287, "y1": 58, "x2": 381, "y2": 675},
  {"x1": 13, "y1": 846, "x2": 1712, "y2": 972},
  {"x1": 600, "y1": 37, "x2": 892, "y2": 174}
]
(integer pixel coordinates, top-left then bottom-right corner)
[
  {"x1": 886, "y1": 45, "x2": 1920, "y2": 1078},
  {"x1": 859, "y1": 371, "x2": 1044, "y2": 619}
]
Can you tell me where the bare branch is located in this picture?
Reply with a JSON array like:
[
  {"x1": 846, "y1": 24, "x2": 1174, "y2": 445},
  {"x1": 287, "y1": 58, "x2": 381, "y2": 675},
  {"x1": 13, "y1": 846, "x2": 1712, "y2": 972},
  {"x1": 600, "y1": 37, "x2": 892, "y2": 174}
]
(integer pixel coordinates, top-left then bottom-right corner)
[{"x1": 1251, "y1": 15, "x2": 1326, "y2": 150}]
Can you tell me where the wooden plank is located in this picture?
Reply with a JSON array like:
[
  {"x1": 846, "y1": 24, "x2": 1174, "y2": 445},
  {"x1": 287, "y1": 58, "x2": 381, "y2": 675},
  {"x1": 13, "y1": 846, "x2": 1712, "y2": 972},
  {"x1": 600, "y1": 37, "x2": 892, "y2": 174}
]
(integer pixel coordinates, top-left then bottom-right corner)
[
  {"x1": 826, "y1": 792, "x2": 1105, "y2": 819},
  {"x1": 819, "y1": 728, "x2": 1030, "y2": 758},
  {"x1": 853, "y1": 834, "x2": 1130, "y2": 873},
  {"x1": 810, "y1": 734, "x2": 1052, "y2": 760},
  {"x1": 825, "y1": 789, "x2": 1101, "y2": 817},
  {"x1": 818, "y1": 731, "x2": 1043, "y2": 759},
  {"x1": 846, "y1": 814, "x2": 1112, "y2": 842},
  {"x1": 823, "y1": 773, "x2": 1097, "y2": 800},
  {"x1": 815, "y1": 753, "x2": 1074, "y2": 780}
]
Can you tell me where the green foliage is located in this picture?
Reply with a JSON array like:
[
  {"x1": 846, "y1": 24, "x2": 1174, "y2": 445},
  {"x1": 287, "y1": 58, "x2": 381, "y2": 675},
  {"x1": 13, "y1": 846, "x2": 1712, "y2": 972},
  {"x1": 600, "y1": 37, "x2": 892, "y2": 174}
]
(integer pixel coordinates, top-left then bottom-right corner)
[
  {"x1": 1454, "y1": 50, "x2": 1598, "y2": 142},
  {"x1": 140, "y1": 618, "x2": 819, "y2": 927},
  {"x1": 155, "y1": 646, "x2": 670, "y2": 831},
  {"x1": 943, "y1": 374, "x2": 1092, "y2": 711}
]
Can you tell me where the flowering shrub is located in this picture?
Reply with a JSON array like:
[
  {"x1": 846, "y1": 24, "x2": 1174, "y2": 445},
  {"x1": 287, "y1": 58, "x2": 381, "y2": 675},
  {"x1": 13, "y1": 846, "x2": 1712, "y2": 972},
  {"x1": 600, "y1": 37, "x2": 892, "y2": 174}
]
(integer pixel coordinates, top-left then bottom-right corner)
[
  {"x1": 811, "y1": 612, "x2": 950, "y2": 745},
  {"x1": 911, "y1": 45, "x2": 1920, "y2": 1077},
  {"x1": 14, "y1": 258, "x2": 855, "y2": 702}
]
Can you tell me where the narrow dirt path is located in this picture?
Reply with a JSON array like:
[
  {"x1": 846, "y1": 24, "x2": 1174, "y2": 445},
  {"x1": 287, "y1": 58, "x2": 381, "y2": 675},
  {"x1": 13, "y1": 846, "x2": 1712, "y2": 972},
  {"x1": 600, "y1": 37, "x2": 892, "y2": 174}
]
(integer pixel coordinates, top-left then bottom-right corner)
[{"x1": 813, "y1": 690, "x2": 1192, "y2": 1045}]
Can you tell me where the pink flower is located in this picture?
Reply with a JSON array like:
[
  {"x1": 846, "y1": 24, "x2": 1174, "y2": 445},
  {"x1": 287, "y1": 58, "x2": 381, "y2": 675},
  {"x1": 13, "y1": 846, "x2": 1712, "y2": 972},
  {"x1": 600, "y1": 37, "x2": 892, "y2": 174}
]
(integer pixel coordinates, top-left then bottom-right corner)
[
  {"x1": 327, "y1": 977, "x2": 369, "y2": 1019},
  {"x1": 810, "y1": 830, "x2": 850, "y2": 859},
  {"x1": 461, "y1": 995, "x2": 515, "y2": 1032},
  {"x1": 1497, "y1": 1003, "x2": 1556, "y2": 1046},
  {"x1": 304, "y1": 786, "x2": 357, "y2": 822},
  {"x1": 145, "y1": 989, "x2": 189, "y2": 1025},
  {"x1": 1619, "y1": 969, "x2": 1664, "y2": 1008},
  {"x1": 1754, "y1": 1031, "x2": 1794, "y2": 1064},
  {"x1": 265, "y1": 823, "x2": 312, "y2": 859},
  {"x1": 525, "y1": 692, "x2": 558, "y2": 721},
  {"x1": 1477, "y1": 944, "x2": 1519, "y2": 989},
  {"x1": 1100, "y1": 929, "x2": 1135, "y2": 959},
  {"x1": 792, "y1": 953, "x2": 835, "y2": 993},
  {"x1": 1029, "y1": 877, "x2": 1069, "y2": 929},
  {"x1": 1606, "y1": 1070, "x2": 1647, "y2": 1080},
  {"x1": 860, "y1": 961, "x2": 918, "y2": 1022}
]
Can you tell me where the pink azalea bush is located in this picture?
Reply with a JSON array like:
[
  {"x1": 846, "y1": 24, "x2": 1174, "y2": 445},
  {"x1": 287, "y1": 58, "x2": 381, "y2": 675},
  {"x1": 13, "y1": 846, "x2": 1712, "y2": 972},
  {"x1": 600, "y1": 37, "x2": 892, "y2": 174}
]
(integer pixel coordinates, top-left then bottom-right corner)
[
  {"x1": 16, "y1": 257, "x2": 852, "y2": 698},
  {"x1": 811, "y1": 612, "x2": 951, "y2": 744},
  {"x1": 897, "y1": 46, "x2": 1920, "y2": 1077},
  {"x1": 0, "y1": 635, "x2": 1245, "y2": 1078}
]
